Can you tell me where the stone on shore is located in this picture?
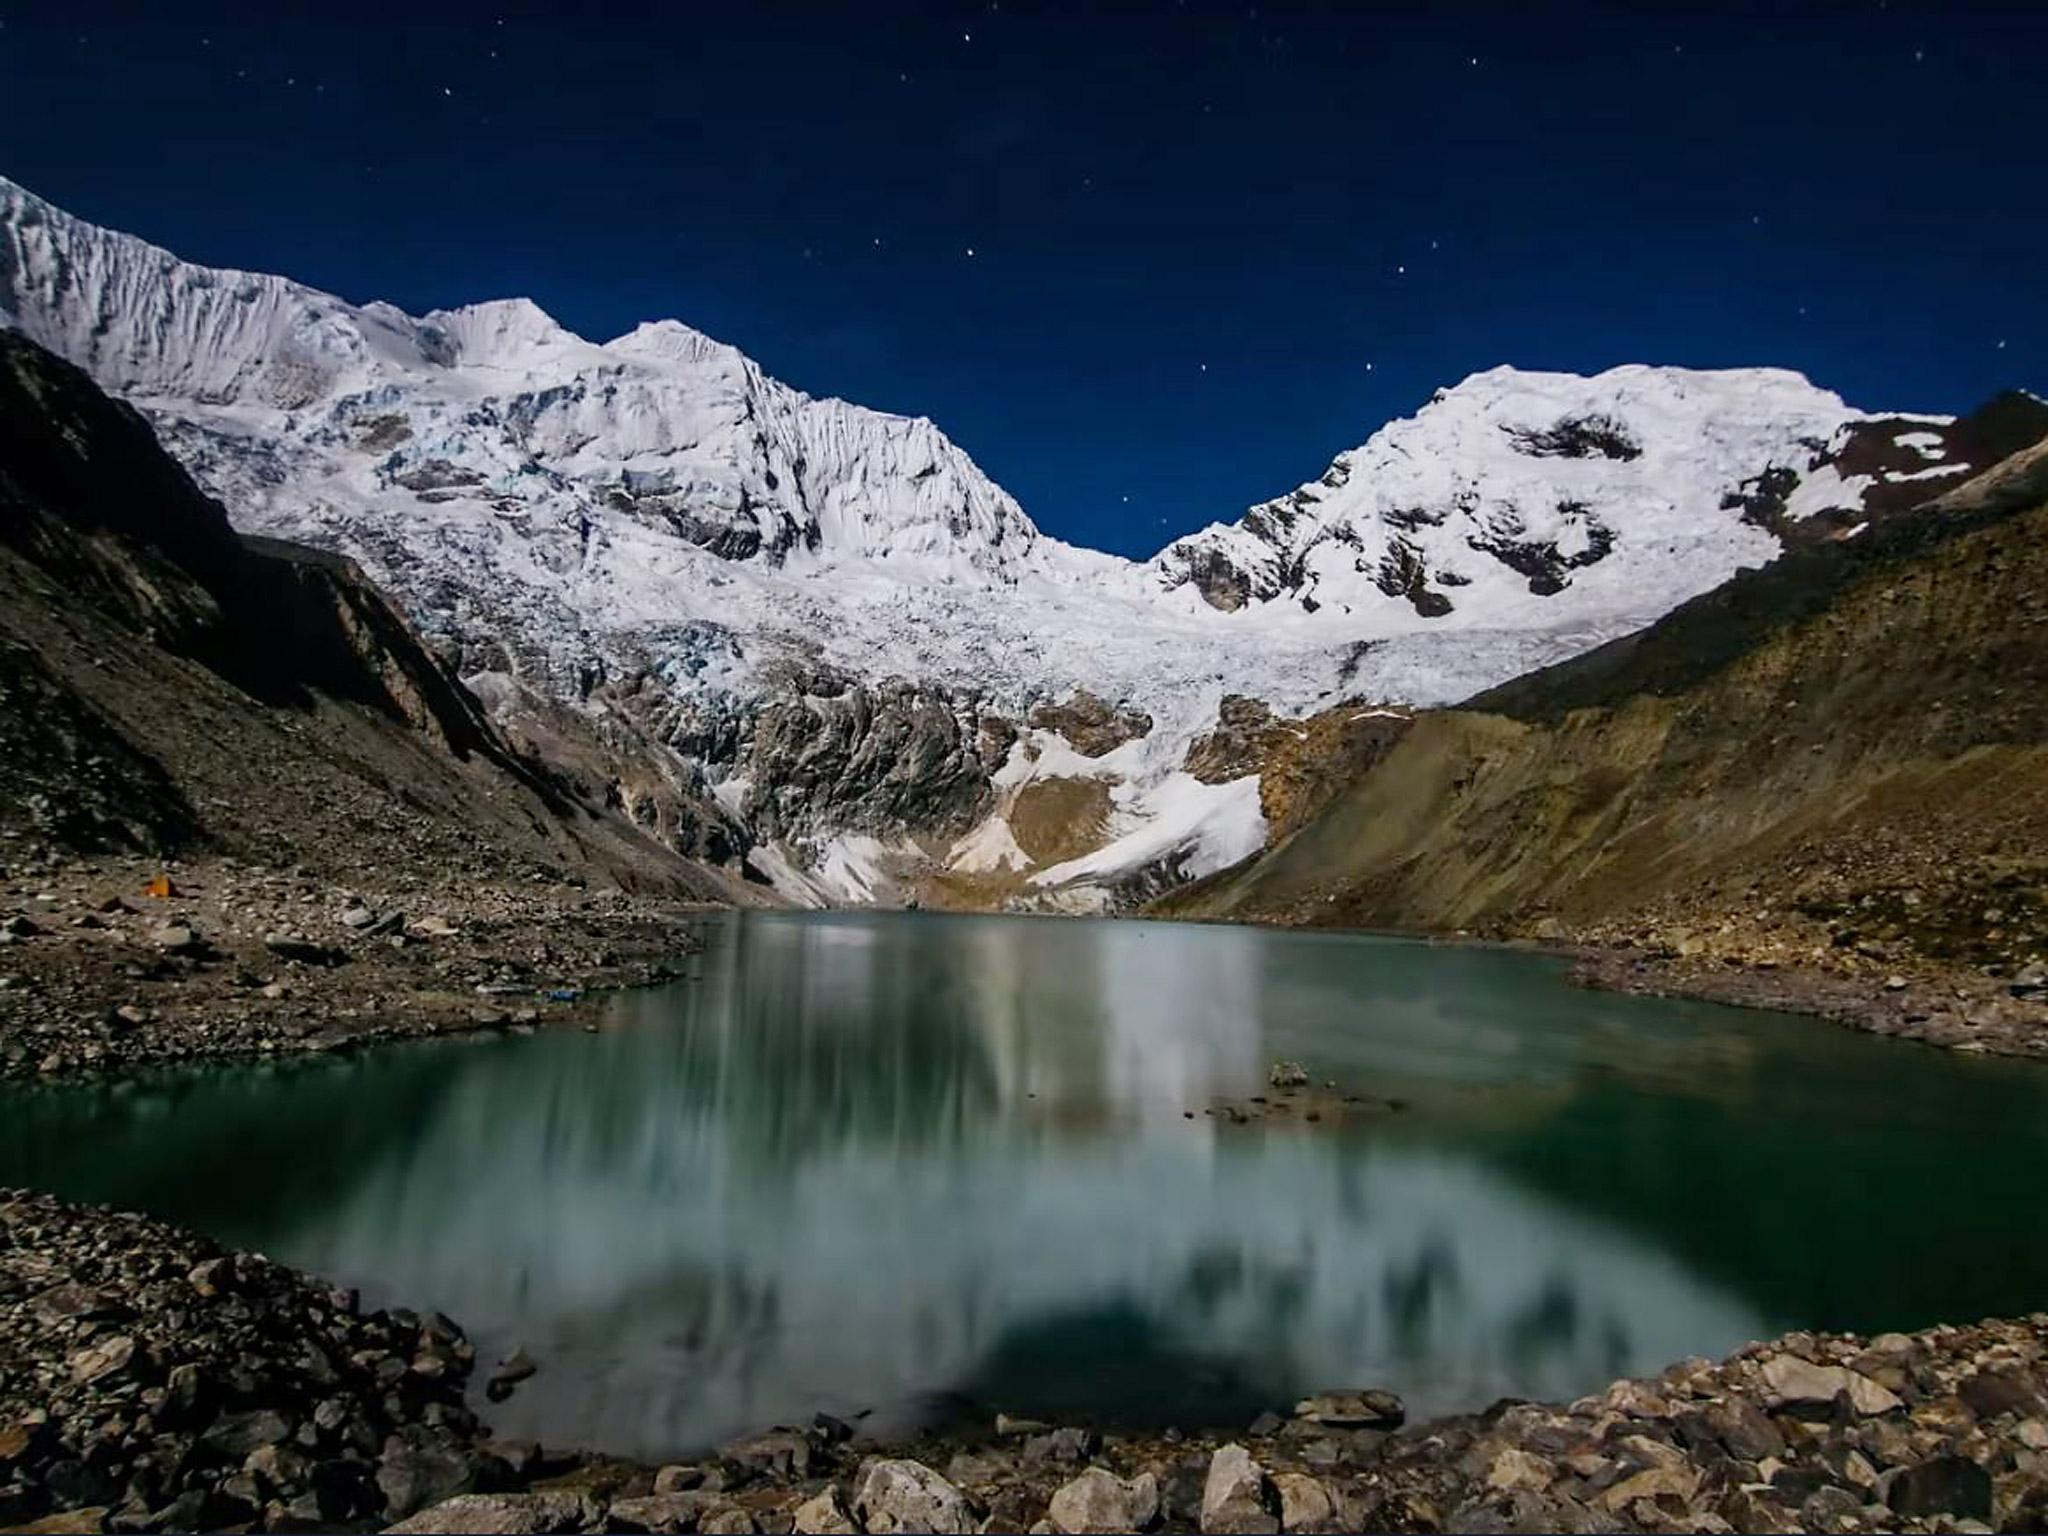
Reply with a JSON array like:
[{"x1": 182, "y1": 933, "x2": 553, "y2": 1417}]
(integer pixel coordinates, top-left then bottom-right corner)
[
  {"x1": 1047, "y1": 1467, "x2": 1158, "y2": 1534},
  {"x1": 853, "y1": 1458, "x2": 974, "y2": 1534},
  {"x1": 1758, "y1": 1353, "x2": 1902, "y2": 1415},
  {"x1": 1202, "y1": 1443, "x2": 1279, "y2": 1534},
  {"x1": 792, "y1": 1487, "x2": 859, "y2": 1534}
]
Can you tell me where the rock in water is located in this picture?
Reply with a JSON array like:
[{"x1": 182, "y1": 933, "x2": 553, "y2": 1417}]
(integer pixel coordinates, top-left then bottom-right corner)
[
  {"x1": 1268, "y1": 1061, "x2": 1309, "y2": 1088},
  {"x1": 1201, "y1": 1443, "x2": 1279, "y2": 1535},
  {"x1": 1047, "y1": 1468, "x2": 1159, "y2": 1534},
  {"x1": 853, "y1": 1459, "x2": 973, "y2": 1534}
]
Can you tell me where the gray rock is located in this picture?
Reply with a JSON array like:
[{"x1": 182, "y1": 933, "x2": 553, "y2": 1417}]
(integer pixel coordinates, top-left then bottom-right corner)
[
  {"x1": 203, "y1": 1408, "x2": 294, "y2": 1458},
  {"x1": 375, "y1": 1430, "x2": 477, "y2": 1521},
  {"x1": 652, "y1": 1465, "x2": 705, "y2": 1494},
  {"x1": 1202, "y1": 1443, "x2": 1278, "y2": 1535},
  {"x1": 721, "y1": 1428, "x2": 811, "y2": 1480},
  {"x1": 1047, "y1": 1468, "x2": 1158, "y2": 1535},
  {"x1": 1023, "y1": 1426, "x2": 1100, "y2": 1464},
  {"x1": 853, "y1": 1458, "x2": 974, "y2": 1534},
  {"x1": 1268, "y1": 1061, "x2": 1309, "y2": 1088},
  {"x1": 149, "y1": 923, "x2": 199, "y2": 953},
  {"x1": 1272, "y1": 1472, "x2": 1336, "y2": 1533}
]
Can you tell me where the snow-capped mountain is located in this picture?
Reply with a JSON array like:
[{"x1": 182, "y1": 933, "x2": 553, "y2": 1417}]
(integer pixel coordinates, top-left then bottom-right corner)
[{"x1": 0, "y1": 174, "x2": 1985, "y2": 909}]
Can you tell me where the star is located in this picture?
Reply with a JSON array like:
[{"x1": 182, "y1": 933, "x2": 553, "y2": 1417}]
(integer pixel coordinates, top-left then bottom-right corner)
[
  {"x1": 963, "y1": 31, "x2": 972, "y2": 42},
  {"x1": 1997, "y1": 339, "x2": 2008, "y2": 350},
  {"x1": 1199, "y1": 363, "x2": 1208, "y2": 372},
  {"x1": 1395, "y1": 264, "x2": 1406, "y2": 275},
  {"x1": 1365, "y1": 362, "x2": 1374, "y2": 371},
  {"x1": 1469, "y1": 55, "x2": 1479, "y2": 66},
  {"x1": 966, "y1": 247, "x2": 976, "y2": 258},
  {"x1": 443, "y1": 86, "x2": 454, "y2": 97}
]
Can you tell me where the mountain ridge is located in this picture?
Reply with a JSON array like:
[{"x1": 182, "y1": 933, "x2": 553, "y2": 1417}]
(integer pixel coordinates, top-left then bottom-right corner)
[{"x1": 2, "y1": 171, "x2": 2016, "y2": 911}]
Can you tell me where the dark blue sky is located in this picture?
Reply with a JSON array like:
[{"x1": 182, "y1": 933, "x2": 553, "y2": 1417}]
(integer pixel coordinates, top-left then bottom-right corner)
[{"x1": 3, "y1": 1, "x2": 2040, "y2": 557}]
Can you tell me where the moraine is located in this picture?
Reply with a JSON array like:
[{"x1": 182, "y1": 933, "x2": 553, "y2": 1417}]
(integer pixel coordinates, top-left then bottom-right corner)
[{"x1": 1, "y1": 912, "x2": 2045, "y2": 1463}]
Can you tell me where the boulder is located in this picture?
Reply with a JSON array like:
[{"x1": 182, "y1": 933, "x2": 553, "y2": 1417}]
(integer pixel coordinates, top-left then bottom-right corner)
[
  {"x1": 1201, "y1": 1443, "x2": 1278, "y2": 1535},
  {"x1": 792, "y1": 1488, "x2": 858, "y2": 1535},
  {"x1": 721, "y1": 1428, "x2": 811, "y2": 1480},
  {"x1": 1272, "y1": 1472, "x2": 1335, "y2": 1533},
  {"x1": 149, "y1": 924, "x2": 199, "y2": 954},
  {"x1": 1484, "y1": 1448, "x2": 1554, "y2": 1494},
  {"x1": 381, "y1": 1491, "x2": 592, "y2": 1533},
  {"x1": 1886, "y1": 1454, "x2": 1991, "y2": 1519},
  {"x1": 1758, "y1": 1355, "x2": 1900, "y2": 1416},
  {"x1": 375, "y1": 1430, "x2": 477, "y2": 1521},
  {"x1": 1268, "y1": 1061, "x2": 1309, "y2": 1088},
  {"x1": 1047, "y1": 1468, "x2": 1158, "y2": 1535},
  {"x1": 1595, "y1": 1464, "x2": 1698, "y2": 1512},
  {"x1": 853, "y1": 1459, "x2": 974, "y2": 1534}
]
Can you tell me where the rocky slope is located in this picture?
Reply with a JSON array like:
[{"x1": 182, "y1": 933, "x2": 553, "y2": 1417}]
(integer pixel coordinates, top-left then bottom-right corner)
[
  {"x1": 2, "y1": 174, "x2": 2008, "y2": 912},
  {"x1": 4, "y1": 1189, "x2": 2046, "y2": 1534},
  {"x1": 0, "y1": 329, "x2": 766, "y2": 1072},
  {"x1": 1159, "y1": 432, "x2": 2048, "y2": 1056}
]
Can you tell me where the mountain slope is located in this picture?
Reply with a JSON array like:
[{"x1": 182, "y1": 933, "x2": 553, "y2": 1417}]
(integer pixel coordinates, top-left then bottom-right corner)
[
  {"x1": 1159, "y1": 433, "x2": 2048, "y2": 1046},
  {"x1": 0, "y1": 328, "x2": 742, "y2": 901},
  {"x1": 0, "y1": 174, "x2": 1999, "y2": 909}
]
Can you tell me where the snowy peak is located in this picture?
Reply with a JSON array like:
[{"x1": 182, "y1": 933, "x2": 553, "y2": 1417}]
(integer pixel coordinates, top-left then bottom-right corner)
[
  {"x1": 1147, "y1": 364, "x2": 1885, "y2": 626},
  {"x1": 0, "y1": 173, "x2": 1053, "y2": 583}
]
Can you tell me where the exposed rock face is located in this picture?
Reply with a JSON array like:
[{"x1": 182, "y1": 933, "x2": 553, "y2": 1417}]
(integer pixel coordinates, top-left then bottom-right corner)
[
  {"x1": 729, "y1": 669, "x2": 1003, "y2": 841},
  {"x1": 1025, "y1": 690, "x2": 1154, "y2": 758},
  {"x1": 1181, "y1": 696, "x2": 1413, "y2": 843}
]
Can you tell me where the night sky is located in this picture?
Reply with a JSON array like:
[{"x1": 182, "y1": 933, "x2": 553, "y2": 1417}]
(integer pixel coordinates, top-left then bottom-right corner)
[{"x1": 2, "y1": 1, "x2": 2040, "y2": 558}]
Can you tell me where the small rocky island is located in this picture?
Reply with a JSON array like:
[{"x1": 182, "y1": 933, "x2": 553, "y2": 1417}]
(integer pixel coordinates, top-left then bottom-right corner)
[{"x1": 1, "y1": 1189, "x2": 2043, "y2": 1534}]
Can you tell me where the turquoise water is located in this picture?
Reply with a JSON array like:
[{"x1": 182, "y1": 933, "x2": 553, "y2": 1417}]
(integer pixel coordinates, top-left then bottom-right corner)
[{"x1": 2, "y1": 910, "x2": 2045, "y2": 1460}]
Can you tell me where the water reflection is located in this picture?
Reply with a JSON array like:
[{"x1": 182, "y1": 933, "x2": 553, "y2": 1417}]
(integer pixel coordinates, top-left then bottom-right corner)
[{"x1": 0, "y1": 911, "x2": 2044, "y2": 1460}]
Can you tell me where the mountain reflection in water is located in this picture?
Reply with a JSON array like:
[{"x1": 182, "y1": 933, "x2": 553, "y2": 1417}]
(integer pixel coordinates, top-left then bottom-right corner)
[{"x1": 2, "y1": 911, "x2": 2044, "y2": 1461}]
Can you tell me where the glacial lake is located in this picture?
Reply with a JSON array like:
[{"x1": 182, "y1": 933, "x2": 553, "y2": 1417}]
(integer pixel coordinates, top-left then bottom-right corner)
[{"x1": 3, "y1": 910, "x2": 2046, "y2": 1460}]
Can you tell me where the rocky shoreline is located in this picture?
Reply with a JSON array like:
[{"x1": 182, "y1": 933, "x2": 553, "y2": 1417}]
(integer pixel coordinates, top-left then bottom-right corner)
[
  {"x1": 0, "y1": 857, "x2": 716, "y2": 1081},
  {"x1": 1, "y1": 1190, "x2": 2044, "y2": 1534},
  {"x1": 1563, "y1": 946, "x2": 2048, "y2": 1062}
]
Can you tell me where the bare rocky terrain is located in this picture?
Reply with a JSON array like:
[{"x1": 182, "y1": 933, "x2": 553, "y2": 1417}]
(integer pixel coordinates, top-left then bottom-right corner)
[{"x1": 0, "y1": 855, "x2": 711, "y2": 1079}]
